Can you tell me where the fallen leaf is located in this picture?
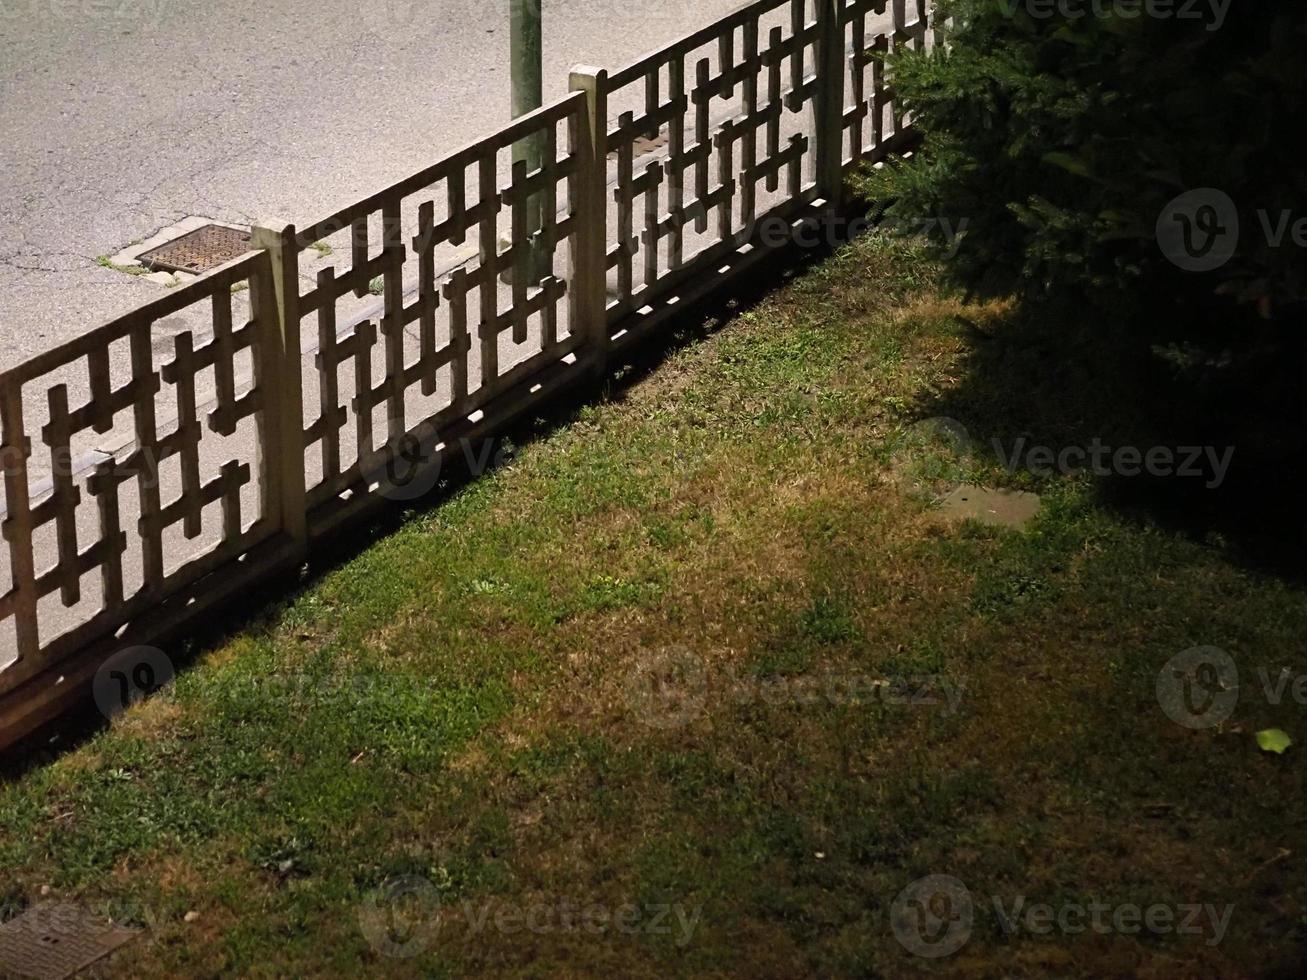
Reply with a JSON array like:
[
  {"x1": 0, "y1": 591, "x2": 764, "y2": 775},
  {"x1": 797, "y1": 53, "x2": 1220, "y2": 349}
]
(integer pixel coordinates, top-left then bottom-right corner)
[{"x1": 1257, "y1": 729, "x2": 1292, "y2": 754}]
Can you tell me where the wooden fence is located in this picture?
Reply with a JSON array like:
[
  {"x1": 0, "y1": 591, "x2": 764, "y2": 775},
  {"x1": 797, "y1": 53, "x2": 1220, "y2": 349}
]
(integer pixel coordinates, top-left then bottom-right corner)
[{"x1": 0, "y1": 0, "x2": 935, "y2": 747}]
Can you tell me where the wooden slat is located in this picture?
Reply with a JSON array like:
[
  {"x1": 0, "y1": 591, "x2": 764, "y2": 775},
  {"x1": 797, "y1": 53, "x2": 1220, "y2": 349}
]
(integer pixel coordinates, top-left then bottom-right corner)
[
  {"x1": 510, "y1": 159, "x2": 530, "y2": 345},
  {"x1": 415, "y1": 201, "x2": 440, "y2": 397},
  {"x1": 167, "y1": 333, "x2": 204, "y2": 539},
  {"x1": 1, "y1": 384, "x2": 41, "y2": 658},
  {"x1": 89, "y1": 461, "x2": 128, "y2": 608},
  {"x1": 315, "y1": 267, "x2": 343, "y2": 486},
  {"x1": 129, "y1": 322, "x2": 165, "y2": 591},
  {"x1": 381, "y1": 199, "x2": 407, "y2": 444},
  {"x1": 477, "y1": 153, "x2": 501, "y2": 391},
  {"x1": 44, "y1": 385, "x2": 81, "y2": 605},
  {"x1": 210, "y1": 285, "x2": 238, "y2": 436},
  {"x1": 445, "y1": 267, "x2": 471, "y2": 406}
]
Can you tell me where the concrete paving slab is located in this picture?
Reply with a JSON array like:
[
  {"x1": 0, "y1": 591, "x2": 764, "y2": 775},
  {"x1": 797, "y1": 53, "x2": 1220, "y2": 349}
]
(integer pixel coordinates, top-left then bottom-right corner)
[{"x1": 939, "y1": 485, "x2": 1042, "y2": 530}]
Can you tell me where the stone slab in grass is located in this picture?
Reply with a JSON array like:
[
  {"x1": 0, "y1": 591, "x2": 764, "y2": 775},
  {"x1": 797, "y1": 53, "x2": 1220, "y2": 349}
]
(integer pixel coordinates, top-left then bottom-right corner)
[{"x1": 939, "y1": 485, "x2": 1042, "y2": 529}]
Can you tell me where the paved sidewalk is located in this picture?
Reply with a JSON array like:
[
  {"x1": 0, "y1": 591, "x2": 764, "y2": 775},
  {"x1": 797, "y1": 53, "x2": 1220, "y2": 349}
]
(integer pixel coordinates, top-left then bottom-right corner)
[{"x1": 0, "y1": 0, "x2": 745, "y2": 370}]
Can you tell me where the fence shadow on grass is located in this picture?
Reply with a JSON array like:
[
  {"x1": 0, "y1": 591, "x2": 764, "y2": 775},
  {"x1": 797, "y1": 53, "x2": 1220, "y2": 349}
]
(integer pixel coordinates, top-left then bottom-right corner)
[{"x1": 0, "y1": 234, "x2": 833, "y2": 779}]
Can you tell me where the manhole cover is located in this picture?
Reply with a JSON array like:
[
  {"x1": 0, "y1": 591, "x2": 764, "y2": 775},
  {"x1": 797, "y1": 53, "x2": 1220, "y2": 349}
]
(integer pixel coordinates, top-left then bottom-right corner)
[
  {"x1": 138, "y1": 223, "x2": 252, "y2": 274},
  {"x1": 0, "y1": 903, "x2": 139, "y2": 980}
]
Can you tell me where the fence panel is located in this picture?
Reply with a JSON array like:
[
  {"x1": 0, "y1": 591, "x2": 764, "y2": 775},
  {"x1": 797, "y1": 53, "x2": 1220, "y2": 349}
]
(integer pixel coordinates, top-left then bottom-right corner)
[
  {"x1": 600, "y1": 0, "x2": 825, "y2": 329},
  {"x1": 0, "y1": 2, "x2": 930, "y2": 741},
  {"x1": 842, "y1": 0, "x2": 934, "y2": 169},
  {"x1": 0, "y1": 253, "x2": 282, "y2": 694},
  {"x1": 290, "y1": 94, "x2": 592, "y2": 514}
]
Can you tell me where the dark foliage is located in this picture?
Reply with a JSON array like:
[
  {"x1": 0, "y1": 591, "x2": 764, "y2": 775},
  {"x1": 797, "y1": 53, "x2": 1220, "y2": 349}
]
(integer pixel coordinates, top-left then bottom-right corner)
[{"x1": 862, "y1": 0, "x2": 1307, "y2": 323}]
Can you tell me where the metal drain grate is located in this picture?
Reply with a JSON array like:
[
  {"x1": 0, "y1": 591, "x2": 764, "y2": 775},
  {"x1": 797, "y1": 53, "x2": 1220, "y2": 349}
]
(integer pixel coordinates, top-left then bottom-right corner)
[
  {"x1": 0, "y1": 903, "x2": 139, "y2": 980},
  {"x1": 139, "y1": 223, "x2": 252, "y2": 274}
]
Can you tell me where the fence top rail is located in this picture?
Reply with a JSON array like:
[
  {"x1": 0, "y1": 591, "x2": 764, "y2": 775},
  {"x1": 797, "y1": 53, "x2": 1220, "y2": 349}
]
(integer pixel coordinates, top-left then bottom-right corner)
[
  {"x1": 606, "y1": 0, "x2": 797, "y2": 89},
  {"x1": 0, "y1": 250, "x2": 266, "y2": 390},
  {"x1": 296, "y1": 91, "x2": 588, "y2": 248}
]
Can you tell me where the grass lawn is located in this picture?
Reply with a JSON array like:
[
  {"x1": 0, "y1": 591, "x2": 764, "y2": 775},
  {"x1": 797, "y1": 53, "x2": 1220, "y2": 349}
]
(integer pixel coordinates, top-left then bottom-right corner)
[{"x1": 2, "y1": 232, "x2": 1305, "y2": 977}]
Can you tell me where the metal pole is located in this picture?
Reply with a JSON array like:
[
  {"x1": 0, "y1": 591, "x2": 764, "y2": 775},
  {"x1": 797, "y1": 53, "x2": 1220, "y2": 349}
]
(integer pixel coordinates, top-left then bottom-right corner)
[{"x1": 511, "y1": 0, "x2": 546, "y2": 281}]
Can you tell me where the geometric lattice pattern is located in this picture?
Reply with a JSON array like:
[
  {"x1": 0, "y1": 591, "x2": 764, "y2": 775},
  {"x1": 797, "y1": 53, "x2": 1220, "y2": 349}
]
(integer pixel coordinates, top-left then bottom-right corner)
[
  {"x1": 843, "y1": 0, "x2": 934, "y2": 169},
  {"x1": 0, "y1": 0, "x2": 936, "y2": 730},
  {"x1": 293, "y1": 97, "x2": 589, "y2": 509},
  {"x1": 605, "y1": 0, "x2": 821, "y2": 322},
  {"x1": 0, "y1": 253, "x2": 274, "y2": 686}
]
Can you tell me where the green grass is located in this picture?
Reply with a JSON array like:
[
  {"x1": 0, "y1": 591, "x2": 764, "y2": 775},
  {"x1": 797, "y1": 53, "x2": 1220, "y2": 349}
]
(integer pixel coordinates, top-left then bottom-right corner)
[
  {"x1": 3, "y1": 233, "x2": 1305, "y2": 977},
  {"x1": 95, "y1": 255, "x2": 152, "y2": 277}
]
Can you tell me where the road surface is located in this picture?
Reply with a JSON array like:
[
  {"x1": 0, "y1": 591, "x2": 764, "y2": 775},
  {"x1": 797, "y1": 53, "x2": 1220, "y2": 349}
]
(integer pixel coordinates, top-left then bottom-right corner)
[{"x1": 0, "y1": 0, "x2": 746, "y2": 372}]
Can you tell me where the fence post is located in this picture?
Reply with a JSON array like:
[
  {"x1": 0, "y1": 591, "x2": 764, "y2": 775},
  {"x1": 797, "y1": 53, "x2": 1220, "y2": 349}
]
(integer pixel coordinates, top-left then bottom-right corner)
[
  {"x1": 0, "y1": 385, "x2": 40, "y2": 659},
  {"x1": 816, "y1": 0, "x2": 848, "y2": 209},
  {"x1": 569, "y1": 65, "x2": 610, "y2": 382},
  {"x1": 249, "y1": 223, "x2": 308, "y2": 551}
]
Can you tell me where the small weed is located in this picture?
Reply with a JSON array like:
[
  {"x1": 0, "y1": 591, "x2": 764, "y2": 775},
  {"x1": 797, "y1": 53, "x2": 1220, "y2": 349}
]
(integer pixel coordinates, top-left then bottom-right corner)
[
  {"x1": 95, "y1": 255, "x2": 151, "y2": 277},
  {"x1": 798, "y1": 595, "x2": 860, "y2": 644}
]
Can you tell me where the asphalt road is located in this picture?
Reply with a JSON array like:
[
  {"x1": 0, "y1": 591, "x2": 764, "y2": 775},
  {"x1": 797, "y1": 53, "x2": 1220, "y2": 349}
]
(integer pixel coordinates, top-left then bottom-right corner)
[{"x1": 0, "y1": 0, "x2": 745, "y2": 372}]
